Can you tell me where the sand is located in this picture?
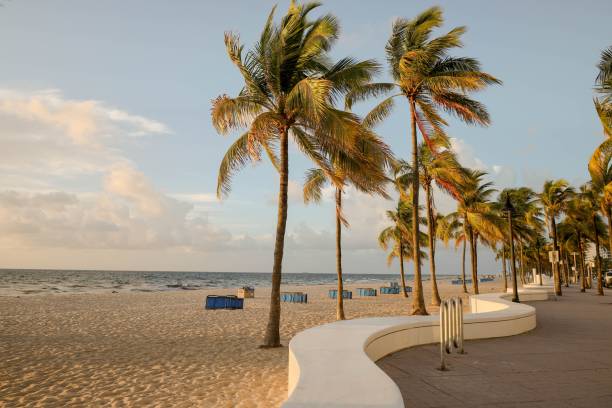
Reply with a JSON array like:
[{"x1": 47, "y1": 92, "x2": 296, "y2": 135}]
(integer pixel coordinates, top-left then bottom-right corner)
[{"x1": 0, "y1": 279, "x2": 503, "y2": 407}]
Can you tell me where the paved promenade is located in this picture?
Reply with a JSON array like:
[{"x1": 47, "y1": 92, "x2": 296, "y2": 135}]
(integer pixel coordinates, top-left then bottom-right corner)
[{"x1": 378, "y1": 286, "x2": 612, "y2": 407}]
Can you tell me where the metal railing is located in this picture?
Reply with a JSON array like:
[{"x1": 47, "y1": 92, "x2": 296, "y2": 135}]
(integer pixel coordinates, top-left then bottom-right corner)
[{"x1": 439, "y1": 296, "x2": 464, "y2": 370}]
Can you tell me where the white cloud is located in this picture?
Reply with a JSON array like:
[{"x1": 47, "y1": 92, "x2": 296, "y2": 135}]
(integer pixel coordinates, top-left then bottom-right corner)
[
  {"x1": 0, "y1": 89, "x2": 169, "y2": 187},
  {"x1": 0, "y1": 165, "x2": 262, "y2": 251}
]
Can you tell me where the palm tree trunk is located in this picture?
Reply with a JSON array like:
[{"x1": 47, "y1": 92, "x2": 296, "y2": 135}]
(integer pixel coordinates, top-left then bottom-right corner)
[
  {"x1": 578, "y1": 234, "x2": 586, "y2": 292},
  {"x1": 409, "y1": 97, "x2": 427, "y2": 315},
  {"x1": 461, "y1": 237, "x2": 468, "y2": 294},
  {"x1": 399, "y1": 238, "x2": 408, "y2": 298},
  {"x1": 502, "y1": 247, "x2": 508, "y2": 292},
  {"x1": 468, "y1": 226, "x2": 479, "y2": 294},
  {"x1": 425, "y1": 183, "x2": 441, "y2": 306},
  {"x1": 262, "y1": 127, "x2": 289, "y2": 348},
  {"x1": 519, "y1": 242, "x2": 526, "y2": 285},
  {"x1": 335, "y1": 188, "x2": 346, "y2": 319},
  {"x1": 537, "y1": 246, "x2": 543, "y2": 285},
  {"x1": 594, "y1": 215, "x2": 604, "y2": 296},
  {"x1": 551, "y1": 214, "x2": 563, "y2": 296},
  {"x1": 560, "y1": 247, "x2": 569, "y2": 287}
]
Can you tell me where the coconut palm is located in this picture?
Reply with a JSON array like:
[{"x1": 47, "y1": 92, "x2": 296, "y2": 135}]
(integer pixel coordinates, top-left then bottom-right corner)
[
  {"x1": 454, "y1": 169, "x2": 503, "y2": 294},
  {"x1": 437, "y1": 212, "x2": 468, "y2": 293},
  {"x1": 211, "y1": 2, "x2": 382, "y2": 347},
  {"x1": 347, "y1": 6, "x2": 500, "y2": 314},
  {"x1": 561, "y1": 198, "x2": 592, "y2": 291},
  {"x1": 580, "y1": 184, "x2": 608, "y2": 295},
  {"x1": 538, "y1": 180, "x2": 574, "y2": 296},
  {"x1": 379, "y1": 198, "x2": 427, "y2": 299},
  {"x1": 303, "y1": 131, "x2": 391, "y2": 319},
  {"x1": 393, "y1": 139, "x2": 464, "y2": 305},
  {"x1": 589, "y1": 138, "x2": 612, "y2": 262},
  {"x1": 495, "y1": 188, "x2": 545, "y2": 285},
  {"x1": 595, "y1": 46, "x2": 612, "y2": 137}
]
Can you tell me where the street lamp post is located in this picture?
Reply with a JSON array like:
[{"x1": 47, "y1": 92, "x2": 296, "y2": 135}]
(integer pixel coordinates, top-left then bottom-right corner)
[{"x1": 503, "y1": 194, "x2": 519, "y2": 303}]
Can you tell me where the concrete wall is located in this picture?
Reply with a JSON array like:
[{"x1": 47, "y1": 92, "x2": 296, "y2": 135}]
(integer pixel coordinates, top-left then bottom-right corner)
[{"x1": 283, "y1": 290, "x2": 550, "y2": 408}]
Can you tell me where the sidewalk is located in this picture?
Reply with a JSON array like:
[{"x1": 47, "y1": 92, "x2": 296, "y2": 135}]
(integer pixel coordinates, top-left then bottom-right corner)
[{"x1": 377, "y1": 286, "x2": 612, "y2": 408}]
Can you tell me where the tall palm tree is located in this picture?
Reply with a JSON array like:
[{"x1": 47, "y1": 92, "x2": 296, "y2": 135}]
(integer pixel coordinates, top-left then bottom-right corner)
[
  {"x1": 394, "y1": 139, "x2": 464, "y2": 305},
  {"x1": 538, "y1": 180, "x2": 574, "y2": 296},
  {"x1": 211, "y1": 2, "x2": 380, "y2": 347},
  {"x1": 303, "y1": 132, "x2": 391, "y2": 319},
  {"x1": 378, "y1": 198, "x2": 427, "y2": 298},
  {"x1": 347, "y1": 7, "x2": 500, "y2": 313},
  {"x1": 454, "y1": 169, "x2": 502, "y2": 294}
]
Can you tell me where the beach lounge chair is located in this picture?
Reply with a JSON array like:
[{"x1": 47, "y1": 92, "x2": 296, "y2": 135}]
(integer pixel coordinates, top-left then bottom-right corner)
[
  {"x1": 205, "y1": 295, "x2": 244, "y2": 310},
  {"x1": 328, "y1": 289, "x2": 352, "y2": 299},
  {"x1": 451, "y1": 279, "x2": 473, "y2": 285},
  {"x1": 281, "y1": 292, "x2": 308, "y2": 303},
  {"x1": 237, "y1": 286, "x2": 255, "y2": 298},
  {"x1": 357, "y1": 288, "x2": 377, "y2": 296}
]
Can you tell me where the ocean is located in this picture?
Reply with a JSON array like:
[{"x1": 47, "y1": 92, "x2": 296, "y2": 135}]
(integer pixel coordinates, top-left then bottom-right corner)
[{"x1": 0, "y1": 269, "x2": 445, "y2": 296}]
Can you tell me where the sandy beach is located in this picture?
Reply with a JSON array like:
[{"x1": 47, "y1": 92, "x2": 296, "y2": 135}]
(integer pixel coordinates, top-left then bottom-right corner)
[{"x1": 0, "y1": 279, "x2": 503, "y2": 407}]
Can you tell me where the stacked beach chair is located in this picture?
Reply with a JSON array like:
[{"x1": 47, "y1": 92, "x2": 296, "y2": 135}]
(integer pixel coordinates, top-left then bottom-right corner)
[
  {"x1": 328, "y1": 289, "x2": 353, "y2": 299},
  {"x1": 357, "y1": 288, "x2": 377, "y2": 296},
  {"x1": 281, "y1": 292, "x2": 308, "y2": 303},
  {"x1": 205, "y1": 295, "x2": 244, "y2": 310}
]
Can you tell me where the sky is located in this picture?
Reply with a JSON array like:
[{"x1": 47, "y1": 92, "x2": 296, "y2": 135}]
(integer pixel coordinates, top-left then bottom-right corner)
[{"x1": 0, "y1": 0, "x2": 610, "y2": 274}]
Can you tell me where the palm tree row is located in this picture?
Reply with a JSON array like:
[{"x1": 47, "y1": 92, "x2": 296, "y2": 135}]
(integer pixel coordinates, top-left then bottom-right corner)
[{"x1": 212, "y1": 1, "x2": 610, "y2": 347}]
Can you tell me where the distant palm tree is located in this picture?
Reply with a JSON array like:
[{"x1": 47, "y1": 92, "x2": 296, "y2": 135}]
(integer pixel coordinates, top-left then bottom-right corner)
[
  {"x1": 347, "y1": 7, "x2": 500, "y2": 314},
  {"x1": 538, "y1": 180, "x2": 574, "y2": 296},
  {"x1": 589, "y1": 139, "x2": 612, "y2": 262},
  {"x1": 561, "y1": 198, "x2": 592, "y2": 291},
  {"x1": 211, "y1": 2, "x2": 381, "y2": 347},
  {"x1": 396, "y1": 139, "x2": 464, "y2": 305},
  {"x1": 580, "y1": 184, "x2": 608, "y2": 295},
  {"x1": 303, "y1": 131, "x2": 391, "y2": 319},
  {"x1": 453, "y1": 169, "x2": 502, "y2": 294},
  {"x1": 379, "y1": 198, "x2": 427, "y2": 297},
  {"x1": 495, "y1": 188, "x2": 545, "y2": 284},
  {"x1": 437, "y1": 212, "x2": 468, "y2": 293}
]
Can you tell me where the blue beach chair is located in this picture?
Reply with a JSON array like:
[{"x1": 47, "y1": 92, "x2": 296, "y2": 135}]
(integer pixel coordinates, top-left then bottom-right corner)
[
  {"x1": 205, "y1": 295, "x2": 244, "y2": 310},
  {"x1": 328, "y1": 289, "x2": 353, "y2": 299}
]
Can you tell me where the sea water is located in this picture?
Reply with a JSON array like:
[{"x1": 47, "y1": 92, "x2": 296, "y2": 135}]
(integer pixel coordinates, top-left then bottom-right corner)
[{"x1": 0, "y1": 269, "x2": 435, "y2": 296}]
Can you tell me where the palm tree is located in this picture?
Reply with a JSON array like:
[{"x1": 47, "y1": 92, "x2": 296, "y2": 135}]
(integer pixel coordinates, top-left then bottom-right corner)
[
  {"x1": 561, "y1": 198, "x2": 592, "y2": 292},
  {"x1": 437, "y1": 212, "x2": 468, "y2": 293},
  {"x1": 347, "y1": 7, "x2": 500, "y2": 314},
  {"x1": 379, "y1": 198, "x2": 427, "y2": 299},
  {"x1": 581, "y1": 184, "x2": 608, "y2": 295},
  {"x1": 211, "y1": 2, "x2": 381, "y2": 347},
  {"x1": 454, "y1": 169, "x2": 502, "y2": 294},
  {"x1": 538, "y1": 180, "x2": 574, "y2": 296},
  {"x1": 589, "y1": 138, "x2": 612, "y2": 263},
  {"x1": 495, "y1": 188, "x2": 545, "y2": 285},
  {"x1": 303, "y1": 132, "x2": 391, "y2": 319},
  {"x1": 595, "y1": 46, "x2": 612, "y2": 137},
  {"x1": 393, "y1": 139, "x2": 464, "y2": 305}
]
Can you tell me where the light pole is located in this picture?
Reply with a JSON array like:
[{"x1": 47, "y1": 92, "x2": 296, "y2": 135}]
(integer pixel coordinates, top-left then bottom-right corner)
[{"x1": 503, "y1": 194, "x2": 519, "y2": 303}]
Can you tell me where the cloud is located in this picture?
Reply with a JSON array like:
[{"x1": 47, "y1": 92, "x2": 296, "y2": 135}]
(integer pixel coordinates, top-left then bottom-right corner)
[
  {"x1": 0, "y1": 165, "x2": 262, "y2": 251},
  {"x1": 0, "y1": 89, "x2": 169, "y2": 188}
]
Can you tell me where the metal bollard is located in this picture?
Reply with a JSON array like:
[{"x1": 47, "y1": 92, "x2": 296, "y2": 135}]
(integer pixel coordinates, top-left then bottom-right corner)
[{"x1": 439, "y1": 296, "x2": 465, "y2": 370}]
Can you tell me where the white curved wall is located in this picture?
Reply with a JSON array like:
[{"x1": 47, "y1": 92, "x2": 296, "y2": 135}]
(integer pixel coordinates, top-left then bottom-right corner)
[{"x1": 283, "y1": 290, "x2": 550, "y2": 408}]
